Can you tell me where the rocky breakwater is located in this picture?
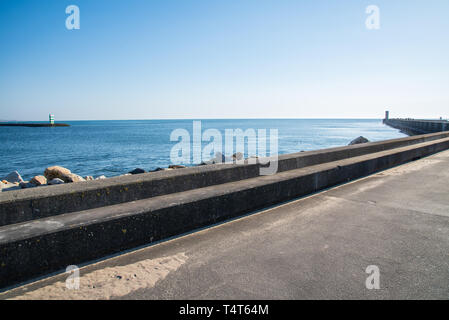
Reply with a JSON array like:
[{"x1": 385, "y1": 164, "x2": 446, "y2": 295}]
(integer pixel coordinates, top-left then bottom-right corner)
[
  {"x1": 0, "y1": 166, "x2": 99, "y2": 193},
  {"x1": 0, "y1": 153, "x2": 242, "y2": 193},
  {"x1": 0, "y1": 164, "x2": 188, "y2": 193}
]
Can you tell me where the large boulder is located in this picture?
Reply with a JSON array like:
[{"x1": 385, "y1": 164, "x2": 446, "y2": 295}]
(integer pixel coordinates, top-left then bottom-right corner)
[
  {"x1": 3, "y1": 171, "x2": 23, "y2": 183},
  {"x1": 30, "y1": 175, "x2": 47, "y2": 186},
  {"x1": 44, "y1": 166, "x2": 71, "y2": 180},
  {"x1": 349, "y1": 136, "x2": 370, "y2": 145}
]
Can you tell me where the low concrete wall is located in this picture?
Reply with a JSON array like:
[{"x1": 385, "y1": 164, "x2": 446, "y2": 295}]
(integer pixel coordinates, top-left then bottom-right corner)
[
  {"x1": 384, "y1": 119, "x2": 449, "y2": 135},
  {"x1": 1, "y1": 136, "x2": 449, "y2": 289},
  {"x1": 2, "y1": 131, "x2": 449, "y2": 226}
]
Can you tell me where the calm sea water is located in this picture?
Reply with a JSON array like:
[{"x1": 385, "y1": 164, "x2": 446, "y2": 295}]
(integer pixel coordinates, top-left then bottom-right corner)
[{"x1": 0, "y1": 119, "x2": 405, "y2": 180}]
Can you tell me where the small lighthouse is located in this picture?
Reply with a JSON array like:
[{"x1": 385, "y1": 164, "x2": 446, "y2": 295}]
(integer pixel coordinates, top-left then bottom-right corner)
[{"x1": 49, "y1": 113, "x2": 55, "y2": 125}]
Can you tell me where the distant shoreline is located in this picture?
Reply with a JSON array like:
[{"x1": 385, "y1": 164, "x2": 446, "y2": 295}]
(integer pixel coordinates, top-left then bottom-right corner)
[{"x1": 0, "y1": 123, "x2": 70, "y2": 127}]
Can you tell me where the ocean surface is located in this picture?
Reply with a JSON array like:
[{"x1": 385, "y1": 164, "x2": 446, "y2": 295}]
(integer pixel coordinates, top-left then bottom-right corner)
[{"x1": 0, "y1": 119, "x2": 406, "y2": 180}]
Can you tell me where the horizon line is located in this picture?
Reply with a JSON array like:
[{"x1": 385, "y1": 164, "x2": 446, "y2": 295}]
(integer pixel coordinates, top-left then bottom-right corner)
[{"x1": 0, "y1": 117, "x2": 390, "y2": 122}]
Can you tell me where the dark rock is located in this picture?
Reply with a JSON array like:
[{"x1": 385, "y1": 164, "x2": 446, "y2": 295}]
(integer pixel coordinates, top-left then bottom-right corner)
[
  {"x1": 128, "y1": 168, "x2": 146, "y2": 175},
  {"x1": 168, "y1": 165, "x2": 186, "y2": 169},
  {"x1": 151, "y1": 167, "x2": 173, "y2": 172},
  {"x1": 3, "y1": 171, "x2": 23, "y2": 183},
  {"x1": 349, "y1": 136, "x2": 370, "y2": 145},
  {"x1": 19, "y1": 182, "x2": 36, "y2": 189}
]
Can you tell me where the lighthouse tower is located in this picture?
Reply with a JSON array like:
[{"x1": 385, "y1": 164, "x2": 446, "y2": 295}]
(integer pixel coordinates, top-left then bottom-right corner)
[{"x1": 49, "y1": 113, "x2": 54, "y2": 125}]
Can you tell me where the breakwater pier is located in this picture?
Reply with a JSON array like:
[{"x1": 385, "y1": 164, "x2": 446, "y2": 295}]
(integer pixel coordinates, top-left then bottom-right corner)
[
  {"x1": 383, "y1": 116, "x2": 449, "y2": 135},
  {"x1": 0, "y1": 114, "x2": 70, "y2": 127}
]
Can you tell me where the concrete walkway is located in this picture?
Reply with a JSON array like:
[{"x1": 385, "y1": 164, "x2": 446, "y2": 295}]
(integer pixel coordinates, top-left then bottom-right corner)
[{"x1": 2, "y1": 150, "x2": 449, "y2": 300}]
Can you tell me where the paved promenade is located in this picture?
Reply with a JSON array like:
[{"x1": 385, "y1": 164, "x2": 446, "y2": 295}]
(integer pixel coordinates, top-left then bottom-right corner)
[{"x1": 2, "y1": 150, "x2": 449, "y2": 299}]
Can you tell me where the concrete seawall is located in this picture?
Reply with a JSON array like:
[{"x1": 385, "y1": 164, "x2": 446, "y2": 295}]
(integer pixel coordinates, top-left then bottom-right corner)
[
  {"x1": 1, "y1": 133, "x2": 449, "y2": 289},
  {"x1": 384, "y1": 118, "x2": 449, "y2": 135},
  {"x1": 2, "y1": 131, "x2": 449, "y2": 227}
]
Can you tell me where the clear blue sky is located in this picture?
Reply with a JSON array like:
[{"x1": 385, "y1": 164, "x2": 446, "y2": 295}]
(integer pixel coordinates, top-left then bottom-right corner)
[{"x1": 0, "y1": 0, "x2": 448, "y2": 120}]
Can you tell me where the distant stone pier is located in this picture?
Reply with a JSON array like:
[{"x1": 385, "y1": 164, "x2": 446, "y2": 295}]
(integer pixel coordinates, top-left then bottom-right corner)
[
  {"x1": 0, "y1": 114, "x2": 69, "y2": 127},
  {"x1": 384, "y1": 117, "x2": 449, "y2": 135}
]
